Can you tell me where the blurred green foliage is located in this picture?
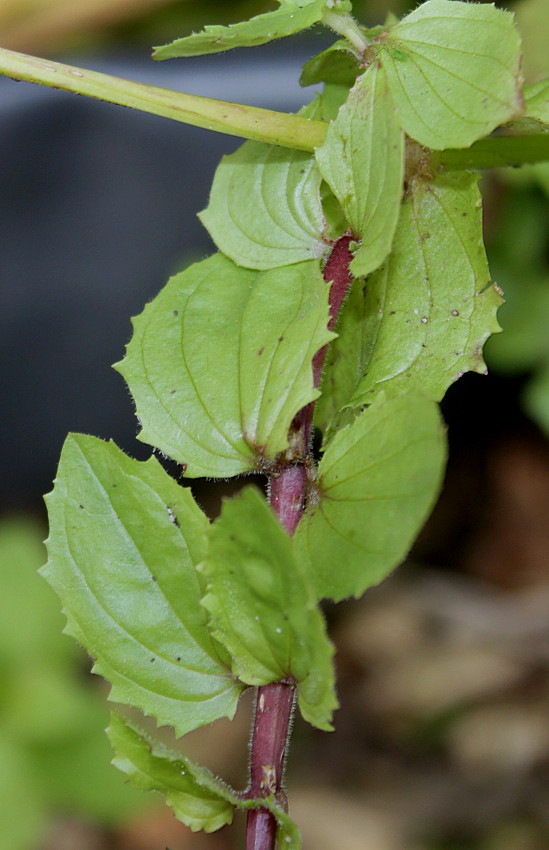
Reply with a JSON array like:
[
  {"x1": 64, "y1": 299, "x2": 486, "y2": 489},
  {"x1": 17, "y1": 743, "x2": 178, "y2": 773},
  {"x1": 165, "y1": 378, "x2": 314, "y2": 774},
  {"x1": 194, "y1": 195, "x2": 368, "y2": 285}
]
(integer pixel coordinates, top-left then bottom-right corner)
[
  {"x1": 485, "y1": 165, "x2": 549, "y2": 436},
  {"x1": 0, "y1": 517, "x2": 144, "y2": 850}
]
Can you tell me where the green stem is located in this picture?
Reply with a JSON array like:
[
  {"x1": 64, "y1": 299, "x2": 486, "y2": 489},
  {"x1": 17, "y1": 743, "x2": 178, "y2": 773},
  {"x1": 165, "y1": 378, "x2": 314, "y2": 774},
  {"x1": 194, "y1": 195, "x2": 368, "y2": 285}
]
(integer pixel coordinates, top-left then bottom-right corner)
[
  {"x1": 2, "y1": 46, "x2": 549, "y2": 171},
  {"x1": 0, "y1": 46, "x2": 326, "y2": 152},
  {"x1": 322, "y1": 10, "x2": 369, "y2": 56}
]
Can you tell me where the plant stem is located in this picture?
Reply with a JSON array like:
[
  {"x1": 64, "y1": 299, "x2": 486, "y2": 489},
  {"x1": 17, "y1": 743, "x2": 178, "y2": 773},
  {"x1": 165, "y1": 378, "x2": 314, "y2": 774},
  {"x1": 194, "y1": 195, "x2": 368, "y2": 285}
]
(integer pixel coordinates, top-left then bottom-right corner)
[
  {"x1": 245, "y1": 682, "x2": 296, "y2": 850},
  {"x1": 0, "y1": 47, "x2": 326, "y2": 153},
  {"x1": 322, "y1": 10, "x2": 369, "y2": 55},
  {"x1": 2, "y1": 46, "x2": 549, "y2": 168},
  {"x1": 245, "y1": 234, "x2": 354, "y2": 850}
]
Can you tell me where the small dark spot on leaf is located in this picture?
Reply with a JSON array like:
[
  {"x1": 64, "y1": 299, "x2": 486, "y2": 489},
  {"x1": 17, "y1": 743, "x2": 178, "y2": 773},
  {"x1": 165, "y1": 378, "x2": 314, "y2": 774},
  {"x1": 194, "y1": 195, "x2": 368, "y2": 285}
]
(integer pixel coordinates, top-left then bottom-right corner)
[
  {"x1": 111, "y1": 483, "x2": 117, "y2": 487},
  {"x1": 170, "y1": 389, "x2": 177, "y2": 394},
  {"x1": 451, "y1": 309, "x2": 460, "y2": 316},
  {"x1": 278, "y1": 336, "x2": 284, "y2": 342},
  {"x1": 79, "y1": 504, "x2": 84, "y2": 509},
  {"x1": 258, "y1": 347, "x2": 264, "y2": 356},
  {"x1": 389, "y1": 310, "x2": 396, "y2": 315},
  {"x1": 177, "y1": 657, "x2": 181, "y2": 662},
  {"x1": 173, "y1": 309, "x2": 179, "y2": 316},
  {"x1": 461, "y1": 212, "x2": 467, "y2": 217},
  {"x1": 152, "y1": 576, "x2": 157, "y2": 581},
  {"x1": 150, "y1": 657, "x2": 155, "y2": 663}
]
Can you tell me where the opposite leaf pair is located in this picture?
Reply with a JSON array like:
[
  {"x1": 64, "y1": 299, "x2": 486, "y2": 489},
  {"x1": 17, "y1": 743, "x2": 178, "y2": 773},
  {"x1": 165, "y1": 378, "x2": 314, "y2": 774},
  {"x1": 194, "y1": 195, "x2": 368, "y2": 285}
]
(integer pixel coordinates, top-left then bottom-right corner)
[{"x1": 44, "y1": 387, "x2": 445, "y2": 732}]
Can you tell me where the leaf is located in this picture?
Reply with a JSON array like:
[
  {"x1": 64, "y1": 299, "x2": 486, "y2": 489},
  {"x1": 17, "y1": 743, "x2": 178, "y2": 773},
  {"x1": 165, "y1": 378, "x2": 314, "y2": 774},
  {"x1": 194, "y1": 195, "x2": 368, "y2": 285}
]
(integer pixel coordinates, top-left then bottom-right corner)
[
  {"x1": 201, "y1": 486, "x2": 337, "y2": 730},
  {"x1": 199, "y1": 102, "x2": 329, "y2": 270},
  {"x1": 294, "y1": 392, "x2": 446, "y2": 602},
  {"x1": 300, "y1": 40, "x2": 360, "y2": 88},
  {"x1": 108, "y1": 713, "x2": 236, "y2": 833},
  {"x1": 43, "y1": 435, "x2": 244, "y2": 737},
  {"x1": 316, "y1": 171, "x2": 502, "y2": 436},
  {"x1": 271, "y1": 806, "x2": 302, "y2": 849},
  {"x1": 108, "y1": 713, "x2": 303, "y2": 845},
  {"x1": 153, "y1": 0, "x2": 351, "y2": 60},
  {"x1": 116, "y1": 254, "x2": 334, "y2": 478},
  {"x1": 376, "y1": 0, "x2": 523, "y2": 149},
  {"x1": 315, "y1": 62, "x2": 405, "y2": 278},
  {"x1": 525, "y1": 78, "x2": 549, "y2": 124}
]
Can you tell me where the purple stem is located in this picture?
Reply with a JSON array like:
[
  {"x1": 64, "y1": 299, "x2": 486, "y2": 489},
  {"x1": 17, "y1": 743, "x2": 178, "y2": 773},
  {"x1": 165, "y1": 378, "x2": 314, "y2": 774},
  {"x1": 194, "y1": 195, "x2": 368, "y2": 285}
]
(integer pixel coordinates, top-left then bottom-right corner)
[{"x1": 245, "y1": 235, "x2": 354, "y2": 850}]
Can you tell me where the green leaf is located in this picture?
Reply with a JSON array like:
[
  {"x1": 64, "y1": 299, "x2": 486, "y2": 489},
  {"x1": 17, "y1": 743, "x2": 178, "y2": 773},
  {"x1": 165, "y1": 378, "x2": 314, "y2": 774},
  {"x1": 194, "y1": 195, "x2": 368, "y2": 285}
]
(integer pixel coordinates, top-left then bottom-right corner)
[
  {"x1": 316, "y1": 62, "x2": 405, "y2": 278},
  {"x1": 43, "y1": 435, "x2": 244, "y2": 737},
  {"x1": 317, "y1": 171, "x2": 502, "y2": 436},
  {"x1": 108, "y1": 713, "x2": 236, "y2": 832},
  {"x1": 201, "y1": 486, "x2": 337, "y2": 730},
  {"x1": 199, "y1": 102, "x2": 330, "y2": 270},
  {"x1": 376, "y1": 0, "x2": 523, "y2": 149},
  {"x1": 271, "y1": 806, "x2": 302, "y2": 849},
  {"x1": 108, "y1": 713, "x2": 303, "y2": 845},
  {"x1": 116, "y1": 254, "x2": 334, "y2": 478},
  {"x1": 300, "y1": 40, "x2": 360, "y2": 88},
  {"x1": 153, "y1": 0, "x2": 351, "y2": 59},
  {"x1": 318, "y1": 82, "x2": 351, "y2": 121},
  {"x1": 525, "y1": 78, "x2": 549, "y2": 124},
  {"x1": 294, "y1": 392, "x2": 446, "y2": 602}
]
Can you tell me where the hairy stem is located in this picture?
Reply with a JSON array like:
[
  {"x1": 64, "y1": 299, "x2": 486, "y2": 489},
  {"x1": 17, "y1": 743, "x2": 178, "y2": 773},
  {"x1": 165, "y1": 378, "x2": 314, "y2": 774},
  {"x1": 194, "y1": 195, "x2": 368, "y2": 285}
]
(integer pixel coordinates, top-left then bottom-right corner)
[
  {"x1": 322, "y1": 10, "x2": 370, "y2": 56},
  {"x1": 245, "y1": 234, "x2": 354, "y2": 850}
]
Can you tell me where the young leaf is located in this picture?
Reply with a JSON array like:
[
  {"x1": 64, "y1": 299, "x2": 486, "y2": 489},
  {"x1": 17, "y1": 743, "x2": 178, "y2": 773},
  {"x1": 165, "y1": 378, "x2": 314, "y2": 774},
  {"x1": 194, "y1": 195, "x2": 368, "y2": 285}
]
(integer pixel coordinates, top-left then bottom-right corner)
[
  {"x1": 153, "y1": 0, "x2": 351, "y2": 60},
  {"x1": 107, "y1": 713, "x2": 236, "y2": 833},
  {"x1": 294, "y1": 392, "x2": 446, "y2": 602},
  {"x1": 43, "y1": 435, "x2": 244, "y2": 737},
  {"x1": 300, "y1": 40, "x2": 360, "y2": 88},
  {"x1": 199, "y1": 102, "x2": 329, "y2": 270},
  {"x1": 108, "y1": 713, "x2": 303, "y2": 846},
  {"x1": 376, "y1": 0, "x2": 523, "y2": 149},
  {"x1": 116, "y1": 254, "x2": 334, "y2": 478},
  {"x1": 348, "y1": 171, "x2": 502, "y2": 410},
  {"x1": 315, "y1": 62, "x2": 405, "y2": 277},
  {"x1": 201, "y1": 486, "x2": 337, "y2": 730},
  {"x1": 316, "y1": 171, "x2": 502, "y2": 437}
]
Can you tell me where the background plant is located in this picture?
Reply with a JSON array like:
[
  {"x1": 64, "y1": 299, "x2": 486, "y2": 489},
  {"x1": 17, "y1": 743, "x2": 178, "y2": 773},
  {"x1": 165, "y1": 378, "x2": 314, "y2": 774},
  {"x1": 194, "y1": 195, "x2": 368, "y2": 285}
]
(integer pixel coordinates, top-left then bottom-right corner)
[{"x1": 1, "y1": 1, "x2": 549, "y2": 849}]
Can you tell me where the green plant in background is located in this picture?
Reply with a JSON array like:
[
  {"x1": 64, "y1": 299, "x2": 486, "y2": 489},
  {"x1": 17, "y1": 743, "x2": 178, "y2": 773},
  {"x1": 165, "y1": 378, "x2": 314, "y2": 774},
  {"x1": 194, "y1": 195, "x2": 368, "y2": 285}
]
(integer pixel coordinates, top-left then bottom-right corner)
[
  {"x1": 1, "y1": 1, "x2": 549, "y2": 847},
  {"x1": 0, "y1": 519, "x2": 141, "y2": 850}
]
